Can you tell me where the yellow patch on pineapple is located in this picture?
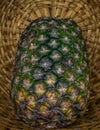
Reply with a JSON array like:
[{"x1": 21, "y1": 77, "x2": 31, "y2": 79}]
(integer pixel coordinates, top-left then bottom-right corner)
[
  {"x1": 67, "y1": 108, "x2": 73, "y2": 115},
  {"x1": 66, "y1": 108, "x2": 73, "y2": 120},
  {"x1": 58, "y1": 87, "x2": 67, "y2": 94},
  {"x1": 67, "y1": 86, "x2": 73, "y2": 93},
  {"x1": 46, "y1": 91, "x2": 60, "y2": 104},
  {"x1": 31, "y1": 55, "x2": 38, "y2": 63},
  {"x1": 46, "y1": 74, "x2": 56, "y2": 86},
  {"x1": 27, "y1": 95, "x2": 36, "y2": 110},
  {"x1": 16, "y1": 88, "x2": 28, "y2": 103},
  {"x1": 35, "y1": 82, "x2": 45, "y2": 96},
  {"x1": 61, "y1": 100, "x2": 71, "y2": 112},
  {"x1": 52, "y1": 53, "x2": 60, "y2": 59},
  {"x1": 67, "y1": 86, "x2": 78, "y2": 101},
  {"x1": 77, "y1": 95, "x2": 86, "y2": 109},
  {"x1": 38, "y1": 103, "x2": 49, "y2": 116}
]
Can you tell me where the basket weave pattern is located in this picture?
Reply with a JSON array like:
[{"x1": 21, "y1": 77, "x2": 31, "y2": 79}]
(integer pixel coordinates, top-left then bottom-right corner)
[{"x1": 0, "y1": 0, "x2": 100, "y2": 129}]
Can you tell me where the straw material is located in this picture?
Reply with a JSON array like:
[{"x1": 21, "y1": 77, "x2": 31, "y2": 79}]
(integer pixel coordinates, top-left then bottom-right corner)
[{"x1": 0, "y1": 0, "x2": 100, "y2": 129}]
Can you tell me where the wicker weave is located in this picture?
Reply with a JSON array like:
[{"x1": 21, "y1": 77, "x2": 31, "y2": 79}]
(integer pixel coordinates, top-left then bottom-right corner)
[{"x1": 0, "y1": 0, "x2": 100, "y2": 129}]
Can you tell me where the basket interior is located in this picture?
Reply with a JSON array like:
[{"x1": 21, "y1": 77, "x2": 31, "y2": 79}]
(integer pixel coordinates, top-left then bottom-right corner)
[{"x1": 0, "y1": 0, "x2": 100, "y2": 129}]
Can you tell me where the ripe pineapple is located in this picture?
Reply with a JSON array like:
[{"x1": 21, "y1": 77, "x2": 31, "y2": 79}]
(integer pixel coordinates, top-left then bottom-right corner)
[{"x1": 11, "y1": 17, "x2": 90, "y2": 128}]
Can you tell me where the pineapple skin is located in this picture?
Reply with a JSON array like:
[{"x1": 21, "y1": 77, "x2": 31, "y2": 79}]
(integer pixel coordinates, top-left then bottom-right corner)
[{"x1": 11, "y1": 17, "x2": 90, "y2": 128}]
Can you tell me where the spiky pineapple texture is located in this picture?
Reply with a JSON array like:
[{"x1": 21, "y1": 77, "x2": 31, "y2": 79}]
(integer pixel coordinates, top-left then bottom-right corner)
[{"x1": 11, "y1": 17, "x2": 90, "y2": 128}]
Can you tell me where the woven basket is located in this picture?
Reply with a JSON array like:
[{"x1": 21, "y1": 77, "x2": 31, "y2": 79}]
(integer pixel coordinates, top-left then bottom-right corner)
[{"x1": 0, "y1": 0, "x2": 100, "y2": 129}]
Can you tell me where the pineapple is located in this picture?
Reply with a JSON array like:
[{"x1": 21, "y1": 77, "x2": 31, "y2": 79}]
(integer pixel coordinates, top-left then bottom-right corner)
[{"x1": 11, "y1": 17, "x2": 90, "y2": 128}]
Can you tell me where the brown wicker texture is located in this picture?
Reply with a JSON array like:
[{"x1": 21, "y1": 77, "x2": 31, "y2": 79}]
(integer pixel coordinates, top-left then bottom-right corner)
[{"x1": 0, "y1": 0, "x2": 100, "y2": 129}]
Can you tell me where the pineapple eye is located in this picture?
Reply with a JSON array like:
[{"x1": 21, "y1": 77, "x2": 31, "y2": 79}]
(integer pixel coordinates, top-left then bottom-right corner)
[
  {"x1": 57, "y1": 87, "x2": 67, "y2": 95},
  {"x1": 53, "y1": 63, "x2": 65, "y2": 76},
  {"x1": 27, "y1": 95, "x2": 35, "y2": 109},
  {"x1": 21, "y1": 53, "x2": 28, "y2": 62},
  {"x1": 33, "y1": 68, "x2": 44, "y2": 80},
  {"x1": 49, "y1": 28, "x2": 59, "y2": 38},
  {"x1": 39, "y1": 24, "x2": 47, "y2": 31},
  {"x1": 30, "y1": 55, "x2": 38, "y2": 65},
  {"x1": 86, "y1": 74, "x2": 89, "y2": 83},
  {"x1": 50, "y1": 50, "x2": 61, "y2": 61},
  {"x1": 79, "y1": 81, "x2": 86, "y2": 90},
  {"x1": 21, "y1": 39, "x2": 28, "y2": 48},
  {"x1": 38, "y1": 103, "x2": 49, "y2": 117},
  {"x1": 68, "y1": 73, "x2": 75, "y2": 82},
  {"x1": 45, "y1": 73, "x2": 57, "y2": 86},
  {"x1": 65, "y1": 71, "x2": 75, "y2": 82},
  {"x1": 74, "y1": 43, "x2": 80, "y2": 51},
  {"x1": 34, "y1": 82, "x2": 45, "y2": 96},
  {"x1": 22, "y1": 66, "x2": 30, "y2": 73},
  {"x1": 16, "y1": 91, "x2": 25, "y2": 102},
  {"x1": 82, "y1": 61, "x2": 88, "y2": 68},
  {"x1": 60, "y1": 100, "x2": 71, "y2": 112},
  {"x1": 62, "y1": 24, "x2": 67, "y2": 29},
  {"x1": 49, "y1": 20, "x2": 57, "y2": 26},
  {"x1": 64, "y1": 59, "x2": 73, "y2": 68},
  {"x1": 68, "y1": 87, "x2": 78, "y2": 101},
  {"x1": 48, "y1": 39, "x2": 59, "y2": 48},
  {"x1": 57, "y1": 81, "x2": 68, "y2": 94},
  {"x1": 40, "y1": 45, "x2": 49, "y2": 56},
  {"x1": 61, "y1": 44, "x2": 70, "y2": 54},
  {"x1": 62, "y1": 35, "x2": 69, "y2": 43},
  {"x1": 23, "y1": 78, "x2": 32, "y2": 90},
  {"x1": 76, "y1": 66, "x2": 82, "y2": 74},
  {"x1": 74, "y1": 53, "x2": 80, "y2": 60},
  {"x1": 39, "y1": 57, "x2": 52, "y2": 70},
  {"x1": 38, "y1": 34, "x2": 47, "y2": 42},
  {"x1": 77, "y1": 95, "x2": 86, "y2": 109},
  {"x1": 66, "y1": 108, "x2": 73, "y2": 120},
  {"x1": 14, "y1": 76, "x2": 20, "y2": 85},
  {"x1": 29, "y1": 43, "x2": 37, "y2": 50},
  {"x1": 71, "y1": 32, "x2": 77, "y2": 37},
  {"x1": 46, "y1": 91, "x2": 59, "y2": 104}
]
